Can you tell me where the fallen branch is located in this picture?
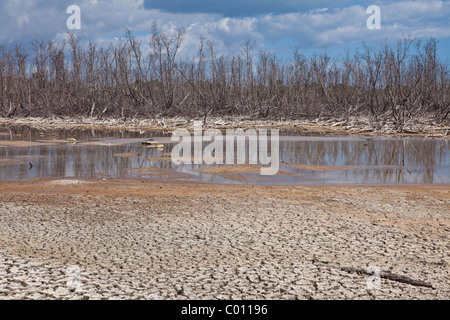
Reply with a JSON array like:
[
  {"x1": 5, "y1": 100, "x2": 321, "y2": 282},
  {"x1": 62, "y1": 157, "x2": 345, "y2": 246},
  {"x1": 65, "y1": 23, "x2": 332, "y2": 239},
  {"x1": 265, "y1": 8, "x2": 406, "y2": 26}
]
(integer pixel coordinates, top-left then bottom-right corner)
[{"x1": 341, "y1": 266, "x2": 433, "y2": 289}]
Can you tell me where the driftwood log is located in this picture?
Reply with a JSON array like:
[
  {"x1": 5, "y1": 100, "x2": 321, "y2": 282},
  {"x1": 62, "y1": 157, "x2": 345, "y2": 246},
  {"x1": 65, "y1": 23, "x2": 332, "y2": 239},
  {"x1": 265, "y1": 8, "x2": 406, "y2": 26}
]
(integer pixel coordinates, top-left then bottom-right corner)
[{"x1": 340, "y1": 266, "x2": 434, "y2": 289}]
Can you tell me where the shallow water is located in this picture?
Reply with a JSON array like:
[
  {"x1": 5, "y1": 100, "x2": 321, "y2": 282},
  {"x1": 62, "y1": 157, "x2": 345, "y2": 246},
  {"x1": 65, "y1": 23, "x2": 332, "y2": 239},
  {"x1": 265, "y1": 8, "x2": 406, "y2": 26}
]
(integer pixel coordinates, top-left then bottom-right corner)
[{"x1": 0, "y1": 125, "x2": 448, "y2": 185}]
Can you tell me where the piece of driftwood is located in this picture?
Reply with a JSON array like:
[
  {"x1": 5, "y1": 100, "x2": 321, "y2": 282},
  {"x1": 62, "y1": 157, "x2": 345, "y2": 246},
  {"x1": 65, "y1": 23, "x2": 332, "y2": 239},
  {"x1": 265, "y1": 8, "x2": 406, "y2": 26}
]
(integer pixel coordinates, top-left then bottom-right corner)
[{"x1": 340, "y1": 266, "x2": 433, "y2": 289}]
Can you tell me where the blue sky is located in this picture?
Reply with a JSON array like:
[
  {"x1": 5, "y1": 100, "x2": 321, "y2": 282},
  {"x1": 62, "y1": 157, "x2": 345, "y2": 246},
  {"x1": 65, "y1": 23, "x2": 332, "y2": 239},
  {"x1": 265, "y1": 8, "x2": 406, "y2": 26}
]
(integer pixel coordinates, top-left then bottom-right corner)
[
  {"x1": 143, "y1": 0, "x2": 368, "y2": 16},
  {"x1": 1, "y1": 0, "x2": 449, "y2": 60}
]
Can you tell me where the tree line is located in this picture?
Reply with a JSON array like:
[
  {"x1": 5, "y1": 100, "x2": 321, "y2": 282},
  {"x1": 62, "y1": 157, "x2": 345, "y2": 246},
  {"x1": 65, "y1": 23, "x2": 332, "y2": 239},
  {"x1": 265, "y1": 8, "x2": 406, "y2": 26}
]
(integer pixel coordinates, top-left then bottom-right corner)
[{"x1": 1, "y1": 22, "x2": 449, "y2": 129}]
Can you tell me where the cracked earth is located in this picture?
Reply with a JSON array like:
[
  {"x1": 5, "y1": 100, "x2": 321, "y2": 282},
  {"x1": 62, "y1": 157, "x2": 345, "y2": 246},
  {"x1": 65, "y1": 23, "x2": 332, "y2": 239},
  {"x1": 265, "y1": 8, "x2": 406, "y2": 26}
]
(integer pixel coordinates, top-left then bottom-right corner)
[{"x1": 0, "y1": 179, "x2": 448, "y2": 299}]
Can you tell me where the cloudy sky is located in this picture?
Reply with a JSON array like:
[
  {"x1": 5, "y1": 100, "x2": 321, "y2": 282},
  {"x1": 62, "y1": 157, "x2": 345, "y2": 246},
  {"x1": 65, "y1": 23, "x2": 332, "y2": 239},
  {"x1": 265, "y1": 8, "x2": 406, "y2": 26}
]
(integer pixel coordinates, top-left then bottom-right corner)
[{"x1": 1, "y1": 0, "x2": 449, "y2": 59}]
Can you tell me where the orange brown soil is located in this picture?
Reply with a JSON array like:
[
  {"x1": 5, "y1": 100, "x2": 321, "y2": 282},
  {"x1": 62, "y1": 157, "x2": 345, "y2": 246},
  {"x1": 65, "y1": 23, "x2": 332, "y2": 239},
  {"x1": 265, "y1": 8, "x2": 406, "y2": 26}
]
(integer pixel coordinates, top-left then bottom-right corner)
[
  {"x1": 113, "y1": 153, "x2": 140, "y2": 158},
  {"x1": 198, "y1": 164, "x2": 262, "y2": 174},
  {"x1": 36, "y1": 139, "x2": 75, "y2": 144},
  {"x1": 0, "y1": 160, "x2": 28, "y2": 165},
  {"x1": 0, "y1": 141, "x2": 48, "y2": 147},
  {"x1": 0, "y1": 178, "x2": 448, "y2": 299},
  {"x1": 283, "y1": 163, "x2": 353, "y2": 171},
  {"x1": 145, "y1": 157, "x2": 172, "y2": 161},
  {"x1": 14, "y1": 155, "x2": 48, "y2": 159}
]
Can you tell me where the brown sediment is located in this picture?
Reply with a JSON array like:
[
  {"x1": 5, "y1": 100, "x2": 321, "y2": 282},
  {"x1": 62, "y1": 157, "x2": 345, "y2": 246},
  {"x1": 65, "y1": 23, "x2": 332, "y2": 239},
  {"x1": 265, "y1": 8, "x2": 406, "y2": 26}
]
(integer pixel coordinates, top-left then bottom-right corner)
[
  {"x1": 36, "y1": 139, "x2": 74, "y2": 144},
  {"x1": 113, "y1": 153, "x2": 140, "y2": 158},
  {"x1": 145, "y1": 157, "x2": 172, "y2": 161},
  {"x1": 0, "y1": 141, "x2": 48, "y2": 147},
  {"x1": 14, "y1": 155, "x2": 48, "y2": 159},
  {"x1": 78, "y1": 141, "x2": 117, "y2": 146},
  {"x1": 198, "y1": 164, "x2": 262, "y2": 174},
  {"x1": 198, "y1": 164, "x2": 298, "y2": 176},
  {"x1": 284, "y1": 163, "x2": 353, "y2": 171},
  {"x1": 0, "y1": 159, "x2": 28, "y2": 165}
]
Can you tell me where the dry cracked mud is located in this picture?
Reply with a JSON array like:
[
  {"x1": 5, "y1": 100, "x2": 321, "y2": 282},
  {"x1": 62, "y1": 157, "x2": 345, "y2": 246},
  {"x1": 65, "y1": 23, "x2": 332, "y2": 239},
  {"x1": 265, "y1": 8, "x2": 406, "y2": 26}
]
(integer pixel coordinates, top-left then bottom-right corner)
[{"x1": 0, "y1": 179, "x2": 448, "y2": 300}]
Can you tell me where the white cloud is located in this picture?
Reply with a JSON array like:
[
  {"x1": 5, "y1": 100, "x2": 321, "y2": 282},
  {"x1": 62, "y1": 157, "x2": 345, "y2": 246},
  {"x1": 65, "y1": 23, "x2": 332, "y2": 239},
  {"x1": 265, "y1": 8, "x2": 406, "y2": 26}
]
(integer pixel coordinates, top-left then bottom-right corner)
[{"x1": 0, "y1": 0, "x2": 449, "y2": 57}]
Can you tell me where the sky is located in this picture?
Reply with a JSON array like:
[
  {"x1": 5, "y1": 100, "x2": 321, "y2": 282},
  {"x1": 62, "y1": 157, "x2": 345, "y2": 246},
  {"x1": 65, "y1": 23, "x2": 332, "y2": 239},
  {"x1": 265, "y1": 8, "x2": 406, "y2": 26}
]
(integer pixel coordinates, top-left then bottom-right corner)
[{"x1": 1, "y1": 0, "x2": 449, "y2": 60}]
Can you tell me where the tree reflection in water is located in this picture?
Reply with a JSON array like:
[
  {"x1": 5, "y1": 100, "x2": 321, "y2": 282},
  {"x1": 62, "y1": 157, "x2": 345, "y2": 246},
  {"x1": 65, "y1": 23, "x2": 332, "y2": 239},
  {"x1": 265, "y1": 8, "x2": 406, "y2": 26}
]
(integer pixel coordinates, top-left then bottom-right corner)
[{"x1": 0, "y1": 126, "x2": 448, "y2": 185}]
